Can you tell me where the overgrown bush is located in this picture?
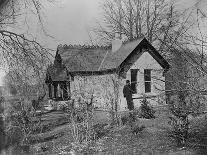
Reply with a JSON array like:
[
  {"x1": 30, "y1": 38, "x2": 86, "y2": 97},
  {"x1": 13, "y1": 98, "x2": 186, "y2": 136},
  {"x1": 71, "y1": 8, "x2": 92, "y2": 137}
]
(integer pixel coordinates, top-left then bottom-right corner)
[
  {"x1": 121, "y1": 115, "x2": 129, "y2": 125},
  {"x1": 68, "y1": 98, "x2": 96, "y2": 153},
  {"x1": 4, "y1": 99, "x2": 38, "y2": 151},
  {"x1": 168, "y1": 91, "x2": 207, "y2": 148},
  {"x1": 139, "y1": 97, "x2": 155, "y2": 119},
  {"x1": 168, "y1": 91, "x2": 191, "y2": 147}
]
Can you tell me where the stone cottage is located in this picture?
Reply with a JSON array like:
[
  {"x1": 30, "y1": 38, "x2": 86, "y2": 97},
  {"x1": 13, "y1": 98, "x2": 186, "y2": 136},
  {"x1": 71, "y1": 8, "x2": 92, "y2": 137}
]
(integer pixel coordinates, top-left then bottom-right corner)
[{"x1": 45, "y1": 37, "x2": 170, "y2": 111}]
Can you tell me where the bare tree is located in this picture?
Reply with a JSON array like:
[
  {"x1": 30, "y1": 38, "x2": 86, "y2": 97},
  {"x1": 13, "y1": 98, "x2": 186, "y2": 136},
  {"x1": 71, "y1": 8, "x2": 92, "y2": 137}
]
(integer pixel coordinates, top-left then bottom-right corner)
[
  {"x1": 0, "y1": 0, "x2": 53, "y2": 91},
  {"x1": 94, "y1": 0, "x2": 182, "y2": 47},
  {"x1": 0, "y1": 0, "x2": 54, "y2": 153}
]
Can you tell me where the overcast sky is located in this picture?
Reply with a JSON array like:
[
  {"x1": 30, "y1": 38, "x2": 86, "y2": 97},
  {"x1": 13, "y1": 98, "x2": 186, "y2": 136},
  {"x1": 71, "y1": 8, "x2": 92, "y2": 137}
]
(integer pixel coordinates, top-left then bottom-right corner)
[
  {"x1": 33, "y1": 0, "x2": 103, "y2": 50},
  {"x1": 14, "y1": 0, "x2": 205, "y2": 51},
  {"x1": 44, "y1": 0, "x2": 207, "y2": 50}
]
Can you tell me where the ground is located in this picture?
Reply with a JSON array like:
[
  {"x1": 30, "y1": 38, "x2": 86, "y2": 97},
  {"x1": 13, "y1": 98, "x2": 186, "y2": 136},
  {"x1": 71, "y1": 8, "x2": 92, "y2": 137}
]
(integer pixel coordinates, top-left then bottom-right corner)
[
  {"x1": 2, "y1": 100, "x2": 207, "y2": 155},
  {"x1": 27, "y1": 106, "x2": 201, "y2": 155}
]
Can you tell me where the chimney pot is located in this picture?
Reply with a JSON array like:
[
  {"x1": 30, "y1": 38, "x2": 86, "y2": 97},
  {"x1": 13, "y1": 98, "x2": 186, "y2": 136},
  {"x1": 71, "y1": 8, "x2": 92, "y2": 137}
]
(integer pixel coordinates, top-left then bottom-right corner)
[{"x1": 112, "y1": 32, "x2": 122, "y2": 53}]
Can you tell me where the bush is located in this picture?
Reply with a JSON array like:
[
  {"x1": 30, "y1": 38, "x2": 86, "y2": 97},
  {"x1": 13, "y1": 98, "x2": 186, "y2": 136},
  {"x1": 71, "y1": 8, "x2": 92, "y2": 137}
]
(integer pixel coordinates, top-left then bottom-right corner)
[
  {"x1": 4, "y1": 99, "x2": 37, "y2": 149},
  {"x1": 121, "y1": 115, "x2": 129, "y2": 125},
  {"x1": 139, "y1": 97, "x2": 155, "y2": 119},
  {"x1": 168, "y1": 91, "x2": 191, "y2": 147},
  {"x1": 69, "y1": 100, "x2": 95, "y2": 145},
  {"x1": 93, "y1": 123, "x2": 108, "y2": 139}
]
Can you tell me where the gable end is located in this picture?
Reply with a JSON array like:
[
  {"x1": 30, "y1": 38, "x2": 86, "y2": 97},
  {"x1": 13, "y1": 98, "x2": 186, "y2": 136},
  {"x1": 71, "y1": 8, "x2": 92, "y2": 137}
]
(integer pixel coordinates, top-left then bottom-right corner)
[{"x1": 118, "y1": 38, "x2": 170, "y2": 78}]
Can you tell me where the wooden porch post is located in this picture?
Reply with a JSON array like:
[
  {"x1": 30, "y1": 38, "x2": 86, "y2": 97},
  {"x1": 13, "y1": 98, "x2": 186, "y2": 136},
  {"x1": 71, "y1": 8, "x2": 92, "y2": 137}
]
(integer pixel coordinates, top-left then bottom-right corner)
[
  {"x1": 63, "y1": 82, "x2": 68, "y2": 100},
  {"x1": 53, "y1": 83, "x2": 57, "y2": 99},
  {"x1": 67, "y1": 81, "x2": 71, "y2": 100},
  {"x1": 48, "y1": 84, "x2": 52, "y2": 98}
]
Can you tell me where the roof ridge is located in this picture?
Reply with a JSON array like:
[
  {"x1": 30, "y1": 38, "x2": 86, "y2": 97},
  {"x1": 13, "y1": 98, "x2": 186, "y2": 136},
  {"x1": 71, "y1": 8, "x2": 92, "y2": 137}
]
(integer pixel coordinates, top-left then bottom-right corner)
[
  {"x1": 57, "y1": 37, "x2": 145, "y2": 50},
  {"x1": 58, "y1": 44, "x2": 111, "y2": 50}
]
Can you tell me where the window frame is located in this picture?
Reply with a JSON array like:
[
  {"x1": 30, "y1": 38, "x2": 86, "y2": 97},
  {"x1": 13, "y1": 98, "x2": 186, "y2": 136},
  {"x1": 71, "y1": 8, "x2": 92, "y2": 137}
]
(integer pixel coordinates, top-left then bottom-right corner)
[
  {"x1": 144, "y1": 69, "x2": 152, "y2": 93},
  {"x1": 130, "y1": 69, "x2": 138, "y2": 94}
]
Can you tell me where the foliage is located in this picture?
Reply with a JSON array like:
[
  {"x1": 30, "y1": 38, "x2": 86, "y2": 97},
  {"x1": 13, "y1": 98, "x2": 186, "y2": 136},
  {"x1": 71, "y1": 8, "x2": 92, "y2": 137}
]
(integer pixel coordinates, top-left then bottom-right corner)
[
  {"x1": 168, "y1": 91, "x2": 197, "y2": 147},
  {"x1": 93, "y1": 123, "x2": 109, "y2": 139},
  {"x1": 0, "y1": 0, "x2": 53, "y2": 93},
  {"x1": 187, "y1": 93, "x2": 206, "y2": 116},
  {"x1": 72, "y1": 75, "x2": 121, "y2": 126},
  {"x1": 121, "y1": 115, "x2": 129, "y2": 125},
  {"x1": 68, "y1": 98, "x2": 96, "y2": 154},
  {"x1": 4, "y1": 99, "x2": 40, "y2": 149},
  {"x1": 139, "y1": 97, "x2": 155, "y2": 119}
]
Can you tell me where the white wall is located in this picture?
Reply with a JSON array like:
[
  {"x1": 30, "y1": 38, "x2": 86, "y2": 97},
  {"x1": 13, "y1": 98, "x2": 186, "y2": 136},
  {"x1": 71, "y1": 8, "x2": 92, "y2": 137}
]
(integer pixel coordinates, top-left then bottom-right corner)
[{"x1": 120, "y1": 49, "x2": 166, "y2": 110}]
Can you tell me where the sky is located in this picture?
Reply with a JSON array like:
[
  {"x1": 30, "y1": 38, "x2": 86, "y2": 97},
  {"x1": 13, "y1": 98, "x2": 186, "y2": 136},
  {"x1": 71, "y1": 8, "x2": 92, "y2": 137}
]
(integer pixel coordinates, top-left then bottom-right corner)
[
  {"x1": 0, "y1": 0, "x2": 207, "y2": 86},
  {"x1": 9, "y1": 0, "x2": 206, "y2": 51},
  {"x1": 39, "y1": 0, "x2": 207, "y2": 50},
  {"x1": 32, "y1": 0, "x2": 103, "y2": 50}
]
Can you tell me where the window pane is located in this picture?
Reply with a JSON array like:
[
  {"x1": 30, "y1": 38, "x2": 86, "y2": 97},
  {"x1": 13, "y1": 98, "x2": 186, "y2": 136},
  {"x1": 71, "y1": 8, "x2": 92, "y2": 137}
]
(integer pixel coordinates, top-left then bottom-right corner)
[
  {"x1": 144, "y1": 69, "x2": 151, "y2": 81},
  {"x1": 145, "y1": 82, "x2": 151, "y2": 93},
  {"x1": 131, "y1": 69, "x2": 138, "y2": 93}
]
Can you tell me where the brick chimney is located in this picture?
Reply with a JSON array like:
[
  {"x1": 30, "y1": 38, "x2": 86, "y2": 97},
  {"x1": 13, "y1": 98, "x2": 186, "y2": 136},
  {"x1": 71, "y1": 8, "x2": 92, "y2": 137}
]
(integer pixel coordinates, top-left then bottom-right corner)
[{"x1": 112, "y1": 32, "x2": 122, "y2": 53}]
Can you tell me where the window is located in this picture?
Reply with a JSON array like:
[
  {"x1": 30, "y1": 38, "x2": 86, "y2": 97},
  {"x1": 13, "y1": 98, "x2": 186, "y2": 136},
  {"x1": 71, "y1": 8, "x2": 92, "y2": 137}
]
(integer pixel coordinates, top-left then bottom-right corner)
[
  {"x1": 130, "y1": 69, "x2": 138, "y2": 93},
  {"x1": 144, "y1": 69, "x2": 151, "y2": 93}
]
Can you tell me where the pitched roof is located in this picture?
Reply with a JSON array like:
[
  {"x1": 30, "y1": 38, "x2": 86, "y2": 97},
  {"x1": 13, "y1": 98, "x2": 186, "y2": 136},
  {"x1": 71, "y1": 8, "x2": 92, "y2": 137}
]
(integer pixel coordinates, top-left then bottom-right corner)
[
  {"x1": 58, "y1": 46, "x2": 109, "y2": 72},
  {"x1": 46, "y1": 64, "x2": 69, "y2": 82},
  {"x1": 47, "y1": 37, "x2": 170, "y2": 79},
  {"x1": 99, "y1": 38, "x2": 144, "y2": 70}
]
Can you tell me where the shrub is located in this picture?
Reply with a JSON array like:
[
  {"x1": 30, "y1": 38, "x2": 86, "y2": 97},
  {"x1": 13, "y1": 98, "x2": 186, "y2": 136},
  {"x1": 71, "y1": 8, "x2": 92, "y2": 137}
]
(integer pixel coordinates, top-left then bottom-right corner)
[
  {"x1": 93, "y1": 123, "x2": 108, "y2": 139},
  {"x1": 139, "y1": 97, "x2": 155, "y2": 119},
  {"x1": 70, "y1": 99, "x2": 95, "y2": 146},
  {"x1": 121, "y1": 115, "x2": 129, "y2": 125},
  {"x1": 168, "y1": 91, "x2": 190, "y2": 147},
  {"x1": 168, "y1": 91, "x2": 207, "y2": 148},
  {"x1": 4, "y1": 99, "x2": 37, "y2": 149}
]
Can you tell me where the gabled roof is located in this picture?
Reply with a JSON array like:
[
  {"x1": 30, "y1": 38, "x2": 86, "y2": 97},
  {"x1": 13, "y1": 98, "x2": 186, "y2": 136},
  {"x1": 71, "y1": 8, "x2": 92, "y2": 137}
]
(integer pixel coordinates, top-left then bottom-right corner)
[
  {"x1": 58, "y1": 46, "x2": 109, "y2": 72},
  {"x1": 46, "y1": 64, "x2": 69, "y2": 82},
  {"x1": 46, "y1": 37, "x2": 170, "y2": 79},
  {"x1": 99, "y1": 38, "x2": 144, "y2": 70}
]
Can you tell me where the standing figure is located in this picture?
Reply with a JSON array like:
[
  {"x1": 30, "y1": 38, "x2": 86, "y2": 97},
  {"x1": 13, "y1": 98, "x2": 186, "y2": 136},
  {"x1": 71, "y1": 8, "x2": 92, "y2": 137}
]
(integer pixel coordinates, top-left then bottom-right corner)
[
  {"x1": 123, "y1": 80, "x2": 136, "y2": 123},
  {"x1": 123, "y1": 80, "x2": 134, "y2": 111}
]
